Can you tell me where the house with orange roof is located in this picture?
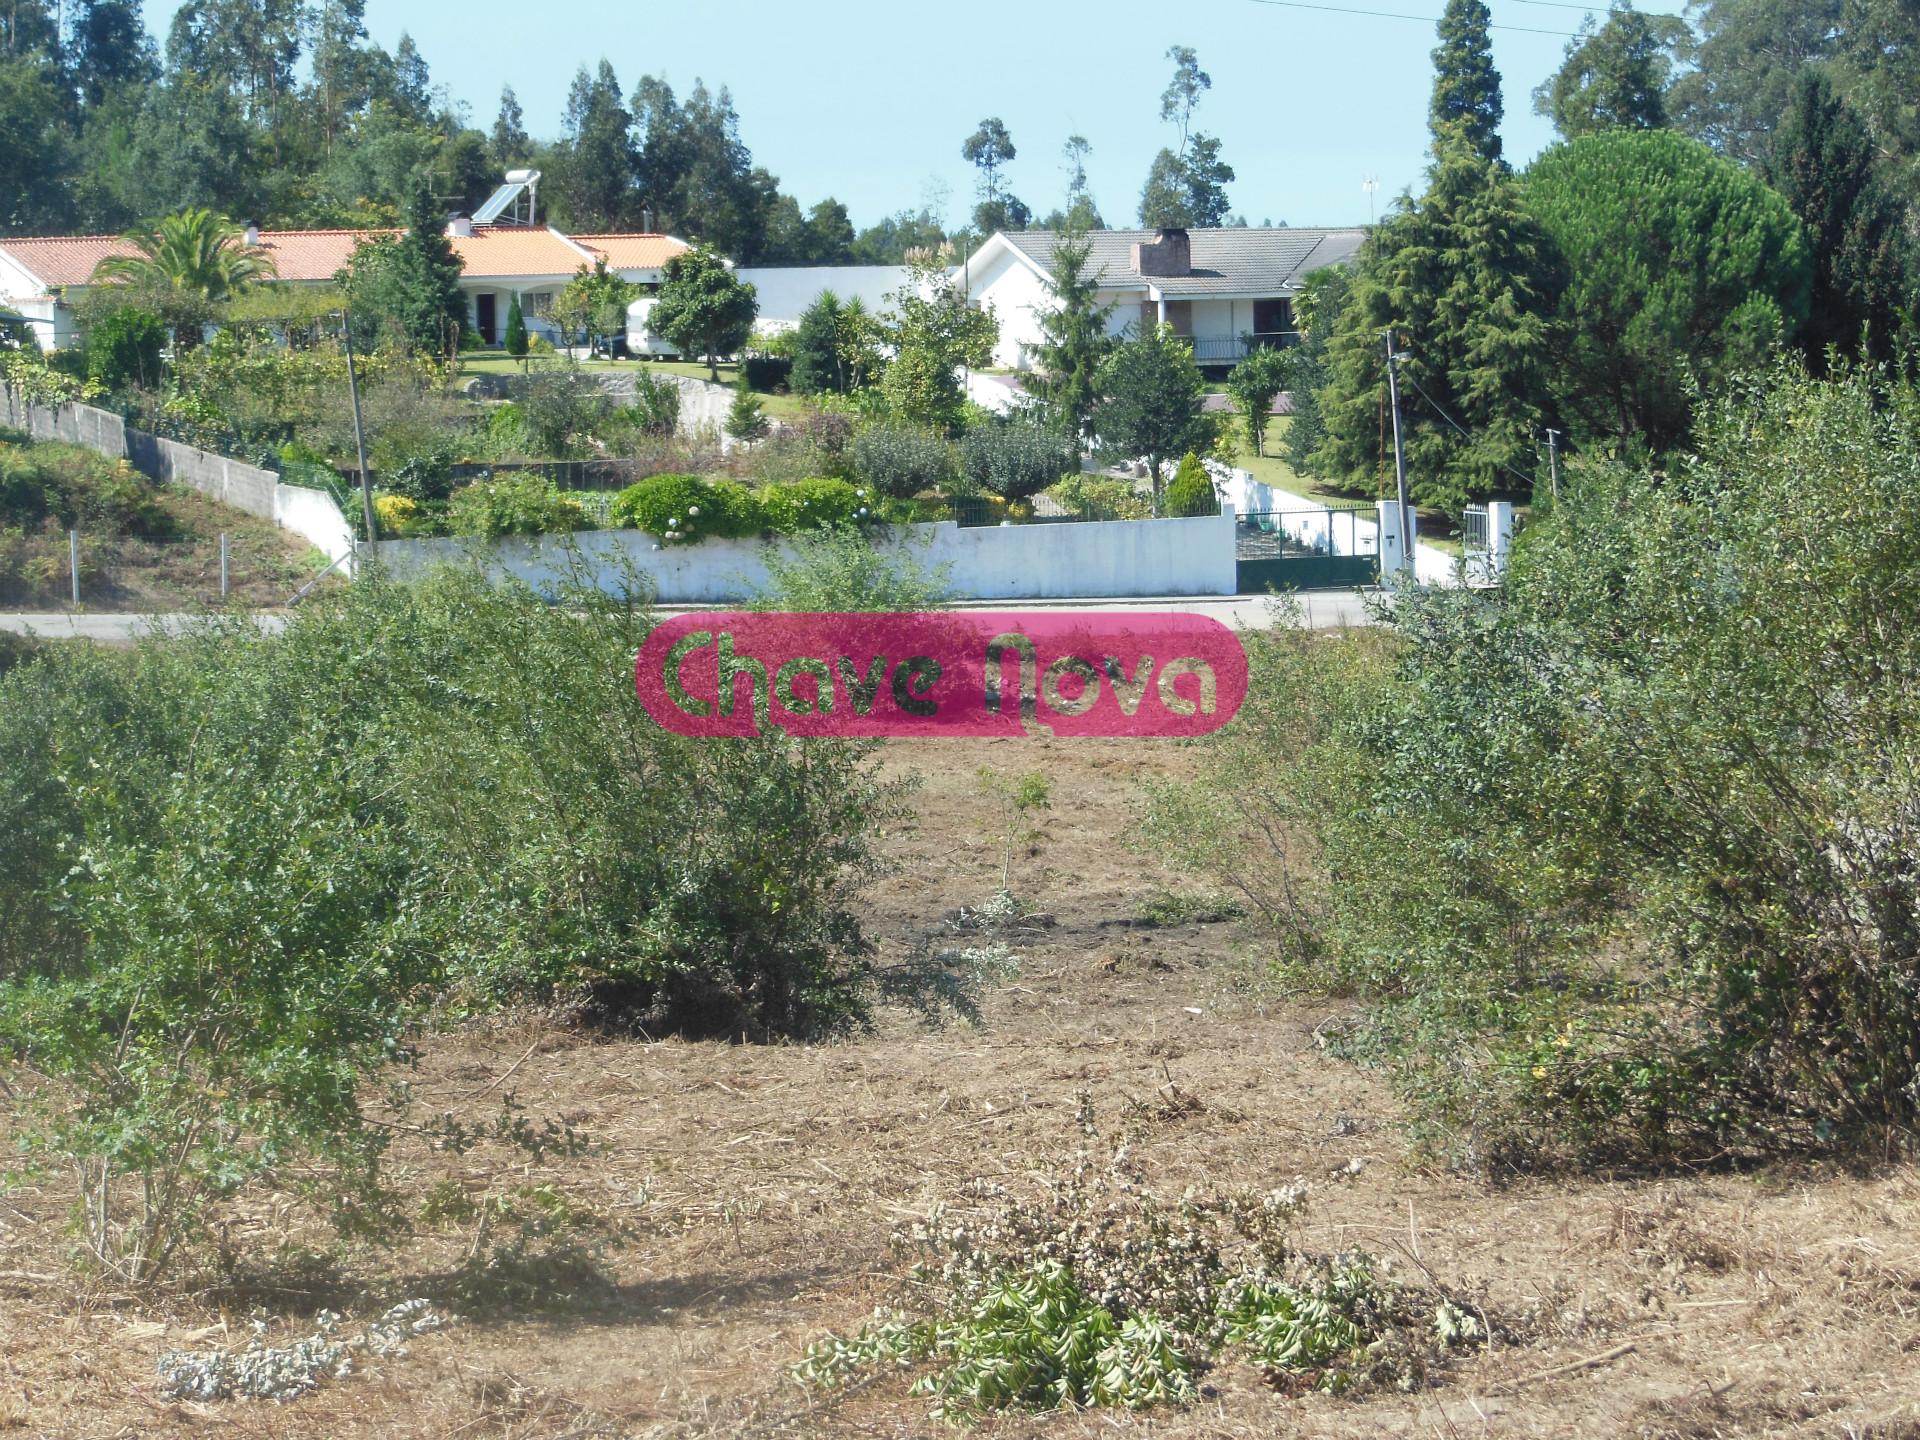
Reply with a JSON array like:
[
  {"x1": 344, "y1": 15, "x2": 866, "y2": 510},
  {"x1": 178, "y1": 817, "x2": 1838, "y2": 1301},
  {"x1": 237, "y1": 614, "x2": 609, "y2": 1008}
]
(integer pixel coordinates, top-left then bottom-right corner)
[{"x1": 0, "y1": 175, "x2": 692, "y2": 351}]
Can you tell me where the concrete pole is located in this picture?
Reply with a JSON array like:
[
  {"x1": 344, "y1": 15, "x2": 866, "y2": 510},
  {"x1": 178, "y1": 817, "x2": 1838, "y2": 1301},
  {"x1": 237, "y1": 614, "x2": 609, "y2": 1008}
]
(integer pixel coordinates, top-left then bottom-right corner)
[
  {"x1": 220, "y1": 531, "x2": 230, "y2": 598},
  {"x1": 1383, "y1": 331, "x2": 1413, "y2": 579},
  {"x1": 1546, "y1": 428, "x2": 1562, "y2": 506},
  {"x1": 69, "y1": 529, "x2": 80, "y2": 606}
]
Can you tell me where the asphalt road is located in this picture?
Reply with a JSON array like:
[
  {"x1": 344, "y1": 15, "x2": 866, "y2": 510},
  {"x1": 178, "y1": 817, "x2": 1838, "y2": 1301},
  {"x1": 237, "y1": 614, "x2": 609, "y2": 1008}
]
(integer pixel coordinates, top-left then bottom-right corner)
[{"x1": 0, "y1": 591, "x2": 1383, "y2": 644}]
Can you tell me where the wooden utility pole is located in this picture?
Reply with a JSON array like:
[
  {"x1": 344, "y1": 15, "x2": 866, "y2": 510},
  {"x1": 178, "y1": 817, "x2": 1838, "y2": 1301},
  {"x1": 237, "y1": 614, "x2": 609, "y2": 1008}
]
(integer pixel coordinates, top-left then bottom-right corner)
[{"x1": 341, "y1": 309, "x2": 377, "y2": 545}]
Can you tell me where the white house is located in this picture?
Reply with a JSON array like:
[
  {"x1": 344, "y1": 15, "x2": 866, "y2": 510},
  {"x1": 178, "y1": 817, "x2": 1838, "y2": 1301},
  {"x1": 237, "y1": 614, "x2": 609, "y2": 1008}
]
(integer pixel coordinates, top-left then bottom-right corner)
[
  {"x1": 0, "y1": 174, "x2": 691, "y2": 352},
  {"x1": 956, "y1": 226, "x2": 1369, "y2": 371}
]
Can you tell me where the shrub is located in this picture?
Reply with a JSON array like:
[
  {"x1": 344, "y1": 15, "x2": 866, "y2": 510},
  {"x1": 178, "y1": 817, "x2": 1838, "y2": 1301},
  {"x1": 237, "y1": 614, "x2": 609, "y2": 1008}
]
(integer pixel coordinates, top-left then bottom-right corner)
[
  {"x1": 503, "y1": 293, "x2": 529, "y2": 358},
  {"x1": 0, "y1": 567, "x2": 954, "y2": 1280},
  {"x1": 628, "y1": 369, "x2": 680, "y2": 438},
  {"x1": 85, "y1": 306, "x2": 167, "y2": 392},
  {"x1": 519, "y1": 367, "x2": 614, "y2": 458},
  {"x1": 754, "y1": 477, "x2": 880, "y2": 534},
  {"x1": 1164, "y1": 453, "x2": 1218, "y2": 517},
  {"x1": 373, "y1": 427, "x2": 463, "y2": 502},
  {"x1": 1143, "y1": 361, "x2": 1920, "y2": 1168},
  {"x1": 741, "y1": 353, "x2": 792, "y2": 392},
  {"x1": 476, "y1": 403, "x2": 533, "y2": 460},
  {"x1": 850, "y1": 424, "x2": 954, "y2": 499},
  {"x1": 610, "y1": 473, "x2": 762, "y2": 543},
  {"x1": 725, "y1": 381, "x2": 771, "y2": 444},
  {"x1": 1046, "y1": 473, "x2": 1151, "y2": 520},
  {"x1": 446, "y1": 473, "x2": 590, "y2": 537},
  {"x1": 959, "y1": 421, "x2": 1080, "y2": 502},
  {"x1": 0, "y1": 436, "x2": 174, "y2": 537}
]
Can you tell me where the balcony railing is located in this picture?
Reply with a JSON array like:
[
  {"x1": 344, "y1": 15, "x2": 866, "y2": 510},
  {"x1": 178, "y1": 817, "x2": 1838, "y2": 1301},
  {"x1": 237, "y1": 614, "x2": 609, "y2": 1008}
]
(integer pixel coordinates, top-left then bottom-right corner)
[{"x1": 1189, "y1": 332, "x2": 1300, "y2": 364}]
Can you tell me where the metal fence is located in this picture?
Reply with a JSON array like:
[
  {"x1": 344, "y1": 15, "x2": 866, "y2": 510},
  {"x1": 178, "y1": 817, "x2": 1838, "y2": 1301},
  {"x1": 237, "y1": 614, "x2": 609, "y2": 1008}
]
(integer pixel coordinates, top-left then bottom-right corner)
[
  {"x1": 941, "y1": 494, "x2": 1144, "y2": 528},
  {"x1": 1, "y1": 529, "x2": 340, "y2": 612}
]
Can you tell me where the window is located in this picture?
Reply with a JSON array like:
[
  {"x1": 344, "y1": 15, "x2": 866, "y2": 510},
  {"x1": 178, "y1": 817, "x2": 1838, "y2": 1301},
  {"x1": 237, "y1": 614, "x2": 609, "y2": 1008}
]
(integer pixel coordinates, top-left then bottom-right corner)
[{"x1": 1252, "y1": 297, "x2": 1292, "y2": 336}]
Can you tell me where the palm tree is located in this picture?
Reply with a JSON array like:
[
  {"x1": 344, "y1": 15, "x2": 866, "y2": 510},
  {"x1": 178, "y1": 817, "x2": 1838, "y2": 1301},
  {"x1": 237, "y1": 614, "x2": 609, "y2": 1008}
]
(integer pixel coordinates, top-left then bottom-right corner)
[{"x1": 91, "y1": 209, "x2": 277, "y2": 304}]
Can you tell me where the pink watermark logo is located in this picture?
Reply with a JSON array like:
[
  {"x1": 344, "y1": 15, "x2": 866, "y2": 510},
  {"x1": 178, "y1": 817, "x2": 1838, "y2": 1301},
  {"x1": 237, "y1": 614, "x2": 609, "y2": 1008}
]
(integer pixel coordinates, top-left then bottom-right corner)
[{"x1": 635, "y1": 611, "x2": 1248, "y2": 738}]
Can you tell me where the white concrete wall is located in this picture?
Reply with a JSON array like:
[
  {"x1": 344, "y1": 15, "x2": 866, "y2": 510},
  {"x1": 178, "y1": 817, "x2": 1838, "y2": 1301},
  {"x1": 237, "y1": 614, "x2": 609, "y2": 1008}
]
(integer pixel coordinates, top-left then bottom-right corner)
[
  {"x1": 369, "y1": 512, "x2": 1237, "y2": 603},
  {"x1": 735, "y1": 265, "x2": 915, "y2": 329}
]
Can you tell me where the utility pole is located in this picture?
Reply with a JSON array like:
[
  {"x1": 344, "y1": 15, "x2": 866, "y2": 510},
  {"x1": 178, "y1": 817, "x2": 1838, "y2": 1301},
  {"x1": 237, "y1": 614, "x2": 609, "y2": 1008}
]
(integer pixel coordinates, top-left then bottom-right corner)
[
  {"x1": 340, "y1": 309, "x2": 377, "y2": 546},
  {"x1": 1545, "y1": 428, "x2": 1562, "y2": 506},
  {"x1": 1383, "y1": 330, "x2": 1412, "y2": 576}
]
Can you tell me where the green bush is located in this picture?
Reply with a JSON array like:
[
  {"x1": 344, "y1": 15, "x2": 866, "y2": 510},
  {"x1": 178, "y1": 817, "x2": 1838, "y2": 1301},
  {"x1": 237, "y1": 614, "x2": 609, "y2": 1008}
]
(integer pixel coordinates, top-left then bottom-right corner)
[
  {"x1": 0, "y1": 436, "x2": 174, "y2": 537},
  {"x1": 1046, "y1": 473, "x2": 1151, "y2": 520},
  {"x1": 754, "y1": 476, "x2": 875, "y2": 533},
  {"x1": 476, "y1": 402, "x2": 533, "y2": 460},
  {"x1": 610, "y1": 473, "x2": 763, "y2": 543},
  {"x1": 958, "y1": 421, "x2": 1080, "y2": 502},
  {"x1": 850, "y1": 424, "x2": 955, "y2": 499},
  {"x1": 446, "y1": 473, "x2": 590, "y2": 537},
  {"x1": 504, "y1": 292, "x2": 529, "y2": 358},
  {"x1": 84, "y1": 306, "x2": 166, "y2": 392},
  {"x1": 1163, "y1": 452, "x2": 1218, "y2": 517},
  {"x1": 0, "y1": 566, "x2": 964, "y2": 1282},
  {"x1": 1144, "y1": 361, "x2": 1920, "y2": 1168},
  {"x1": 742, "y1": 354, "x2": 792, "y2": 391}
]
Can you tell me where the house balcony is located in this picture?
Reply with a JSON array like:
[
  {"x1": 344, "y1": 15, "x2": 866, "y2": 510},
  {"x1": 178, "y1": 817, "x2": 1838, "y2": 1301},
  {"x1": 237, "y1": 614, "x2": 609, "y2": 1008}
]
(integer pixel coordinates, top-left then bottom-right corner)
[{"x1": 1189, "y1": 331, "x2": 1299, "y2": 365}]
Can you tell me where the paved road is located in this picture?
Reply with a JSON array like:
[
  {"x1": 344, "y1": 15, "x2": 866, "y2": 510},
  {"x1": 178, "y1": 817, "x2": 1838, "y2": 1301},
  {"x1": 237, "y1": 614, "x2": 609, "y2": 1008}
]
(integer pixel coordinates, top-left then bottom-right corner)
[{"x1": 0, "y1": 592, "x2": 1382, "y2": 644}]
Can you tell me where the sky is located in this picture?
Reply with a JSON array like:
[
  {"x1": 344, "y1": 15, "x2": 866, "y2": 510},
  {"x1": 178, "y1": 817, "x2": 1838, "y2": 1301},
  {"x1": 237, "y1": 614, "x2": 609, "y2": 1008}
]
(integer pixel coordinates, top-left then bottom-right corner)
[{"x1": 141, "y1": 0, "x2": 1690, "y2": 233}]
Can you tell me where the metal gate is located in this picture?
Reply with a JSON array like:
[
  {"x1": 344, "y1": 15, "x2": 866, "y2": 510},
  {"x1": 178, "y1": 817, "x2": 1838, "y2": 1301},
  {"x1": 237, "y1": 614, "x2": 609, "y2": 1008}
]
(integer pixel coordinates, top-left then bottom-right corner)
[{"x1": 1236, "y1": 505, "x2": 1380, "y2": 592}]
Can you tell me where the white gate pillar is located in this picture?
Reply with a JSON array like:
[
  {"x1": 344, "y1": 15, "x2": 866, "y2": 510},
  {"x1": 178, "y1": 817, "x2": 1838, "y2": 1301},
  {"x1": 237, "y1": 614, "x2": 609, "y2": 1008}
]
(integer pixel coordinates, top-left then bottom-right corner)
[
  {"x1": 1377, "y1": 499, "x2": 1415, "y2": 583},
  {"x1": 1488, "y1": 500, "x2": 1515, "y2": 582}
]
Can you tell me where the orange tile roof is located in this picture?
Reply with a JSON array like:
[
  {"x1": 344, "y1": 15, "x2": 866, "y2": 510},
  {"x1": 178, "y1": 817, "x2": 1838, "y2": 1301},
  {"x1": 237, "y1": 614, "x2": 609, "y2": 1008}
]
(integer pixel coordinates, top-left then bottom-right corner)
[
  {"x1": 449, "y1": 227, "x2": 598, "y2": 279},
  {"x1": 571, "y1": 234, "x2": 691, "y2": 270},
  {"x1": 1, "y1": 225, "x2": 692, "y2": 292}
]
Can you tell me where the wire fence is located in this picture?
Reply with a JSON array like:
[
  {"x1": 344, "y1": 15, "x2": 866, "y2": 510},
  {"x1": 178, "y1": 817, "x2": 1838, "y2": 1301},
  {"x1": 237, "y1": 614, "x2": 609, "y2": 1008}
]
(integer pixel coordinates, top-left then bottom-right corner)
[{"x1": 0, "y1": 529, "x2": 342, "y2": 612}]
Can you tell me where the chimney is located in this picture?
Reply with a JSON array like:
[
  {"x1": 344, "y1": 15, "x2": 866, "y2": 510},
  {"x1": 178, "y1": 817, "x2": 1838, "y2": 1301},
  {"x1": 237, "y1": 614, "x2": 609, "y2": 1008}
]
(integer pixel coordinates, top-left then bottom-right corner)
[
  {"x1": 243, "y1": 222, "x2": 261, "y2": 247},
  {"x1": 1131, "y1": 227, "x2": 1192, "y2": 278},
  {"x1": 449, "y1": 216, "x2": 475, "y2": 238}
]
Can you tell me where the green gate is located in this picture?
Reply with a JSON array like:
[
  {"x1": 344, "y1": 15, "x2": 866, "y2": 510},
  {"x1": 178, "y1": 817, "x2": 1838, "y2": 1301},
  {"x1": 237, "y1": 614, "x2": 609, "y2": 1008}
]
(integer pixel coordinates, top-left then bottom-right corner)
[{"x1": 1236, "y1": 505, "x2": 1379, "y2": 592}]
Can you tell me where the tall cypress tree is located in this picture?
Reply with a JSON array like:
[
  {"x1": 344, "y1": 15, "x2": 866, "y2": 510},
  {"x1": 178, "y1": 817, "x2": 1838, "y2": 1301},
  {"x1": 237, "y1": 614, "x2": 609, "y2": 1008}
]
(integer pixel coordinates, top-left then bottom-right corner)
[
  {"x1": 1769, "y1": 67, "x2": 1911, "y2": 367},
  {"x1": 1312, "y1": 151, "x2": 1563, "y2": 512},
  {"x1": 1429, "y1": 0, "x2": 1504, "y2": 162},
  {"x1": 1030, "y1": 228, "x2": 1115, "y2": 448}
]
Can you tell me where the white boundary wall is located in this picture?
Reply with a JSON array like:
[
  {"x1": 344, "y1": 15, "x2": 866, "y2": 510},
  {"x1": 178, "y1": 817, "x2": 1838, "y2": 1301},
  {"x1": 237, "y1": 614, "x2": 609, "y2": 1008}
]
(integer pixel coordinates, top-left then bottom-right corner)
[
  {"x1": 370, "y1": 512, "x2": 1238, "y2": 603},
  {"x1": 0, "y1": 383, "x2": 356, "y2": 568},
  {"x1": 1207, "y1": 460, "x2": 1463, "y2": 587}
]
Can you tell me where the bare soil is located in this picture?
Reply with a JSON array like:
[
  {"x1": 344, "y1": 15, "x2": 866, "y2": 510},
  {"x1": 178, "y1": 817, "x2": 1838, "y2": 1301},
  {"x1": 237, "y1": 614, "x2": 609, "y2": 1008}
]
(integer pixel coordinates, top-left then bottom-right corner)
[{"x1": 1, "y1": 737, "x2": 1917, "y2": 1438}]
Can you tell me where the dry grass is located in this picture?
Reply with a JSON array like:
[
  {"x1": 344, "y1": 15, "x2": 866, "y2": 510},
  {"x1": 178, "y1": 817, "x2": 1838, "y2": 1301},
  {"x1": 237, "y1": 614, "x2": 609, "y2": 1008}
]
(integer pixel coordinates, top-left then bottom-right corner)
[{"x1": 0, "y1": 737, "x2": 1916, "y2": 1437}]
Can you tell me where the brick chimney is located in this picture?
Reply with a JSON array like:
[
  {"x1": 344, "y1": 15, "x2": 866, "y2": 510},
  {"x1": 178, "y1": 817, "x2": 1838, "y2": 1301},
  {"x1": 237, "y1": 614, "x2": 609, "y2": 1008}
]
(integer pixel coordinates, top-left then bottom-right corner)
[{"x1": 1132, "y1": 227, "x2": 1192, "y2": 278}]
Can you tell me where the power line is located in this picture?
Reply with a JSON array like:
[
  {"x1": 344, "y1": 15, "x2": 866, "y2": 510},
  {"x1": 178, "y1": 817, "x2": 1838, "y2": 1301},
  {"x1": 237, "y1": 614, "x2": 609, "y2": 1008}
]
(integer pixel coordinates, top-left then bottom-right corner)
[
  {"x1": 1240, "y1": 0, "x2": 1583, "y2": 38},
  {"x1": 1399, "y1": 369, "x2": 1542, "y2": 489}
]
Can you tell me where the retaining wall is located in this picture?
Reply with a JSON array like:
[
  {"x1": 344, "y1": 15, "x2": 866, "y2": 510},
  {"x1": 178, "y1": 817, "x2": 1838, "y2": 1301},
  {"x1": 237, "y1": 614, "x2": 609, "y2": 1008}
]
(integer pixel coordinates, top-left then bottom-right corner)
[
  {"x1": 0, "y1": 383, "x2": 356, "y2": 568},
  {"x1": 369, "y1": 511, "x2": 1238, "y2": 603}
]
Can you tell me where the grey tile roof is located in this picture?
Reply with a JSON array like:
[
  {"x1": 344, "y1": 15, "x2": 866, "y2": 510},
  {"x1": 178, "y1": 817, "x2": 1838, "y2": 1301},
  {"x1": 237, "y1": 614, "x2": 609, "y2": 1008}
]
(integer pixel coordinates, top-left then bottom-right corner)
[{"x1": 997, "y1": 227, "x2": 1368, "y2": 297}]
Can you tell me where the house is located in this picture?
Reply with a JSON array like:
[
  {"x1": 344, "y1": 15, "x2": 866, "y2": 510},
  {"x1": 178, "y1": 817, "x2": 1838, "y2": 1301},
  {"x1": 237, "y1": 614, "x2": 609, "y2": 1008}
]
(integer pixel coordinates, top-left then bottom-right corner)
[
  {"x1": 955, "y1": 226, "x2": 1369, "y2": 371},
  {"x1": 0, "y1": 173, "x2": 692, "y2": 352}
]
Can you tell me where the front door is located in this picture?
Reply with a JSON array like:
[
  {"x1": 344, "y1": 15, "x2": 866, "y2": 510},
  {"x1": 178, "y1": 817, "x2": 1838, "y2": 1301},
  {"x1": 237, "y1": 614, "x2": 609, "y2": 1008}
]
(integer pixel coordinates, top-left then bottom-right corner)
[{"x1": 476, "y1": 293, "x2": 497, "y2": 345}]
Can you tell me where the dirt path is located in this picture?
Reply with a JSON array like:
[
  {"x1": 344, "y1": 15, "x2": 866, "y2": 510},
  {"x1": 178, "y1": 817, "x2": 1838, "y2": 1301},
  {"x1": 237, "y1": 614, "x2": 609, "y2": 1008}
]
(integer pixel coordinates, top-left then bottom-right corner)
[{"x1": 1, "y1": 737, "x2": 1916, "y2": 1437}]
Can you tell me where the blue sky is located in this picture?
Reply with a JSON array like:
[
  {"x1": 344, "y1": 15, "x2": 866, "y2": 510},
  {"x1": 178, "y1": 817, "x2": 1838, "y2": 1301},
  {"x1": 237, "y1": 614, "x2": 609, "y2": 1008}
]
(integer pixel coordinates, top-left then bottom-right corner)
[{"x1": 142, "y1": 0, "x2": 1688, "y2": 232}]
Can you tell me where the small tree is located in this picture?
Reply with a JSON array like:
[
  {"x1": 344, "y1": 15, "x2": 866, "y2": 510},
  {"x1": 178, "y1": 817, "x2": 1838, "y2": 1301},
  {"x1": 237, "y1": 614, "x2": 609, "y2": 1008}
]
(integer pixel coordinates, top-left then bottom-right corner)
[
  {"x1": 791, "y1": 290, "x2": 847, "y2": 394},
  {"x1": 1029, "y1": 227, "x2": 1115, "y2": 449},
  {"x1": 648, "y1": 246, "x2": 758, "y2": 380},
  {"x1": 553, "y1": 258, "x2": 638, "y2": 356},
  {"x1": 1093, "y1": 323, "x2": 1216, "y2": 514},
  {"x1": 1225, "y1": 346, "x2": 1289, "y2": 457},
  {"x1": 342, "y1": 186, "x2": 468, "y2": 358},
  {"x1": 504, "y1": 292, "x2": 529, "y2": 358},
  {"x1": 85, "y1": 306, "x2": 167, "y2": 391},
  {"x1": 878, "y1": 257, "x2": 998, "y2": 433},
  {"x1": 726, "y1": 378, "x2": 771, "y2": 444},
  {"x1": 959, "y1": 420, "x2": 1080, "y2": 503},
  {"x1": 1164, "y1": 451, "x2": 1219, "y2": 516}
]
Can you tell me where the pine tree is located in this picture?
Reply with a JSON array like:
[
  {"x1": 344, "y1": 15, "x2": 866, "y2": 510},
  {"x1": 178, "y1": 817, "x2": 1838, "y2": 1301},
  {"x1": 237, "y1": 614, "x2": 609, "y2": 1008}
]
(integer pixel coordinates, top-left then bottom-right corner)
[
  {"x1": 1534, "y1": 6, "x2": 1688, "y2": 138},
  {"x1": 1429, "y1": 0, "x2": 1504, "y2": 162},
  {"x1": 1769, "y1": 67, "x2": 1911, "y2": 367},
  {"x1": 1313, "y1": 150, "x2": 1562, "y2": 512},
  {"x1": 504, "y1": 291, "x2": 528, "y2": 358},
  {"x1": 790, "y1": 290, "x2": 846, "y2": 395},
  {"x1": 1029, "y1": 228, "x2": 1115, "y2": 448},
  {"x1": 726, "y1": 378, "x2": 770, "y2": 444}
]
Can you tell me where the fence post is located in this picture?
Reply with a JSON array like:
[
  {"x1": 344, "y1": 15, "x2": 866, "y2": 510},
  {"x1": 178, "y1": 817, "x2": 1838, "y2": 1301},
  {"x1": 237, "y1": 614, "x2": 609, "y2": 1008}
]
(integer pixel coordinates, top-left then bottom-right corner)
[
  {"x1": 1376, "y1": 501, "x2": 1414, "y2": 583},
  {"x1": 69, "y1": 529, "x2": 80, "y2": 606},
  {"x1": 1487, "y1": 502, "x2": 1515, "y2": 583},
  {"x1": 220, "y1": 532, "x2": 230, "y2": 598}
]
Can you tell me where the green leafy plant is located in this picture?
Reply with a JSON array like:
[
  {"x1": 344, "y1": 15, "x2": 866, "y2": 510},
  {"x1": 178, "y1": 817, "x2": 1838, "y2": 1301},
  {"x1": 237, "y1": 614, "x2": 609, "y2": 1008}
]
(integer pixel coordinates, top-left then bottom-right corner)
[
  {"x1": 725, "y1": 379, "x2": 771, "y2": 444},
  {"x1": 958, "y1": 420, "x2": 1079, "y2": 503},
  {"x1": 850, "y1": 424, "x2": 955, "y2": 499},
  {"x1": 84, "y1": 306, "x2": 167, "y2": 392},
  {"x1": 753, "y1": 476, "x2": 875, "y2": 533},
  {"x1": 1163, "y1": 452, "x2": 1218, "y2": 517},
  {"x1": 610, "y1": 473, "x2": 762, "y2": 543},
  {"x1": 446, "y1": 473, "x2": 589, "y2": 537}
]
